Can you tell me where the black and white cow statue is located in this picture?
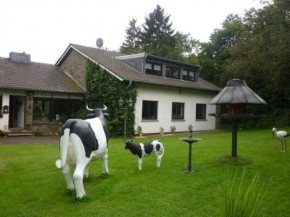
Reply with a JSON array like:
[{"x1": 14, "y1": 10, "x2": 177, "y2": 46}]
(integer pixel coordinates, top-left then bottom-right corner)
[
  {"x1": 125, "y1": 140, "x2": 164, "y2": 170},
  {"x1": 55, "y1": 105, "x2": 109, "y2": 199}
]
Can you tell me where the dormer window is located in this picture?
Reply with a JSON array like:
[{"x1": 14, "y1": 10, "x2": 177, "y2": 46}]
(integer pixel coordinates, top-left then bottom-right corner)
[
  {"x1": 166, "y1": 66, "x2": 180, "y2": 79},
  {"x1": 145, "y1": 62, "x2": 162, "y2": 76},
  {"x1": 183, "y1": 69, "x2": 196, "y2": 81}
]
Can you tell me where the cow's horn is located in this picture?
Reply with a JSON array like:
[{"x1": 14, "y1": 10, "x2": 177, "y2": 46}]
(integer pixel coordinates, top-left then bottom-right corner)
[
  {"x1": 103, "y1": 105, "x2": 107, "y2": 111},
  {"x1": 86, "y1": 104, "x2": 94, "y2": 111}
]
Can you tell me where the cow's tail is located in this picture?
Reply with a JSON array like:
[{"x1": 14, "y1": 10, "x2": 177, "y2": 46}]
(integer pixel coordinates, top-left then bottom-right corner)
[
  {"x1": 160, "y1": 143, "x2": 165, "y2": 158},
  {"x1": 55, "y1": 128, "x2": 70, "y2": 169},
  {"x1": 158, "y1": 143, "x2": 165, "y2": 158}
]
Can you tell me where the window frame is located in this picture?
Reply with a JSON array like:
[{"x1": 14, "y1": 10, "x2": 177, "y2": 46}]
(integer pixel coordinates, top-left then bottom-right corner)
[
  {"x1": 142, "y1": 100, "x2": 158, "y2": 120},
  {"x1": 165, "y1": 66, "x2": 180, "y2": 79},
  {"x1": 33, "y1": 97, "x2": 83, "y2": 122},
  {"x1": 0, "y1": 95, "x2": 2, "y2": 110},
  {"x1": 196, "y1": 103, "x2": 207, "y2": 120},
  {"x1": 183, "y1": 69, "x2": 196, "y2": 81},
  {"x1": 145, "y1": 62, "x2": 162, "y2": 76},
  {"x1": 172, "y1": 102, "x2": 185, "y2": 120}
]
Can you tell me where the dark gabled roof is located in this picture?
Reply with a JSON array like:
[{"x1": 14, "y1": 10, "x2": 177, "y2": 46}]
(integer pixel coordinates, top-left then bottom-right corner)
[
  {"x1": 57, "y1": 44, "x2": 221, "y2": 92},
  {"x1": 210, "y1": 79, "x2": 267, "y2": 105},
  {"x1": 0, "y1": 57, "x2": 85, "y2": 93}
]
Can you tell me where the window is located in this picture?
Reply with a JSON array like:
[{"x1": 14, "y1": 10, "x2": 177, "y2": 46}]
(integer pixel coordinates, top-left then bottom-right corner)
[
  {"x1": 166, "y1": 66, "x2": 180, "y2": 79},
  {"x1": 196, "y1": 104, "x2": 206, "y2": 120},
  {"x1": 33, "y1": 98, "x2": 51, "y2": 121},
  {"x1": 145, "y1": 62, "x2": 162, "y2": 76},
  {"x1": 142, "y1": 100, "x2": 158, "y2": 120},
  {"x1": 183, "y1": 69, "x2": 196, "y2": 81},
  {"x1": 172, "y1": 102, "x2": 184, "y2": 119},
  {"x1": 33, "y1": 98, "x2": 83, "y2": 122}
]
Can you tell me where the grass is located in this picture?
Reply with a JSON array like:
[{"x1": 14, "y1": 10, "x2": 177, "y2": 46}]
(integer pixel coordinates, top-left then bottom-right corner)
[{"x1": 0, "y1": 128, "x2": 290, "y2": 217}]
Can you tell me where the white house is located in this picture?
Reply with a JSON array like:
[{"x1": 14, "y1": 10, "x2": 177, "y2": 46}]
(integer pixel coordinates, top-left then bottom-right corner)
[{"x1": 0, "y1": 44, "x2": 220, "y2": 136}]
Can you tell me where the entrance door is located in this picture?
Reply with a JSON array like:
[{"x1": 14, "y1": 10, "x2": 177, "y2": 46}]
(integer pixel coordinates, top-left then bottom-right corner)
[{"x1": 9, "y1": 96, "x2": 25, "y2": 129}]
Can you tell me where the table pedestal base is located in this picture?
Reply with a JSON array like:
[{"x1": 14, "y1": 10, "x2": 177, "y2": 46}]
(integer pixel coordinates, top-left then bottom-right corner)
[{"x1": 183, "y1": 169, "x2": 195, "y2": 174}]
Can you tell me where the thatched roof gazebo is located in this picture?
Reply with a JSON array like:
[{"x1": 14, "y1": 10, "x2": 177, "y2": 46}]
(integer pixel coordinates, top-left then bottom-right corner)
[{"x1": 210, "y1": 79, "x2": 266, "y2": 157}]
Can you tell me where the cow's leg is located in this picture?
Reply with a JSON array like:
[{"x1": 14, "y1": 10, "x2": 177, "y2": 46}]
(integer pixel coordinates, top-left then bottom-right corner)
[
  {"x1": 62, "y1": 161, "x2": 74, "y2": 190},
  {"x1": 102, "y1": 151, "x2": 109, "y2": 174},
  {"x1": 138, "y1": 157, "x2": 142, "y2": 170},
  {"x1": 71, "y1": 134, "x2": 88, "y2": 198},
  {"x1": 84, "y1": 163, "x2": 90, "y2": 178},
  {"x1": 73, "y1": 163, "x2": 87, "y2": 198}
]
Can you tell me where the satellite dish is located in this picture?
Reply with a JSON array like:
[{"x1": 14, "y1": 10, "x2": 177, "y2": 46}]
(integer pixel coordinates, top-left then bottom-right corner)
[{"x1": 96, "y1": 38, "x2": 103, "y2": 48}]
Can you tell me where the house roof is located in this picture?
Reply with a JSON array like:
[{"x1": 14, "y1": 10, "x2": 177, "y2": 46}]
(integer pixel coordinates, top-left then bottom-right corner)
[
  {"x1": 0, "y1": 57, "x2": 85, "y2": 93},
  {"x1": 57, "y1": 44, "x2": 221, "y2": 92}
]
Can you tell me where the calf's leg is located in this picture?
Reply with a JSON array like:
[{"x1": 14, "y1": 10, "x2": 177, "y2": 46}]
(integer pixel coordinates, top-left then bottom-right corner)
[{"x1": 138, "y1": 157, "x2": 142, "y2": 170}]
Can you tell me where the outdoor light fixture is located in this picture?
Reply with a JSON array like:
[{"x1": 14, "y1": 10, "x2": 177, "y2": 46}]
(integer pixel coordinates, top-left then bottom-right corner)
[
  {"x1": 118, "y1": 98, "x2": 124, "y2": 108},
  {"x1": 128, "y1": 98, "x2": 133, "y2": 108},
  {"x1": 119, "y1": 97, "x2": 133, "y2": 141},
  {"x1": 29, "y1": 92, "x2": 33, "y2": 101}
]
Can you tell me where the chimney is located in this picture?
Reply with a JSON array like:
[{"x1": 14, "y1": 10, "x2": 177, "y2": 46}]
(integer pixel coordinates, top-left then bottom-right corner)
[{"x1": 9, "y1": 52, "x2": 31, "y2": 64}]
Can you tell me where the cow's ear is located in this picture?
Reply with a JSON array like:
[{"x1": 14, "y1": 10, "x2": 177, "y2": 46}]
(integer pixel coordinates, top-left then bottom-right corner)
[{"x1": 103, "y1": 113, "x2": 109, "y2": 117}]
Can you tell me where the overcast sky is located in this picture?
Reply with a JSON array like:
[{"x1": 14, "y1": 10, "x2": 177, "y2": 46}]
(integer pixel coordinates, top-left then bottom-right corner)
[{"x1": 0, "y1": 0, "x2": 263, "y2": 64}]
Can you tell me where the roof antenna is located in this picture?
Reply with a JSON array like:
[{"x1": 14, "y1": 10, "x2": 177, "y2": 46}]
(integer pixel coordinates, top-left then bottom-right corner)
[{"x1": 96, "y1": 38, "x2": 103, "y2": 49}]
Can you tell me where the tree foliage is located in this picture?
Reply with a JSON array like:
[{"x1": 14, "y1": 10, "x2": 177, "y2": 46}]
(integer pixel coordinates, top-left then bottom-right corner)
[
  {"x1": 196, "y1": 0, "x2": 290, "y2": 128},
  {"x1": 119, "y1": 1, "x2": 290, "y2": 128},
  {"x1": 120, "y1": 5, "x2": 199, "y2": 61}
]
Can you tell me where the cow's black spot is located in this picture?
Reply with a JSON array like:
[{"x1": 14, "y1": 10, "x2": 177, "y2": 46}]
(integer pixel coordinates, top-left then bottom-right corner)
[
  {"x1": 144, "y1": 142, "x2": 154, "y2": 154},
  {"x1": 156, "y1": 144, "x2": 161, "y2": 152},
  {"x1": 61, "y1": 119, "x2": 99, "y2": 158}
]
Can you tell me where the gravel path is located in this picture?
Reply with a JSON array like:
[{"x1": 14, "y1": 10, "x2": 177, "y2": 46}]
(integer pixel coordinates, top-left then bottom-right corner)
[{"x1": 0, "y1": 136, "x2": 59, "y2": 145}]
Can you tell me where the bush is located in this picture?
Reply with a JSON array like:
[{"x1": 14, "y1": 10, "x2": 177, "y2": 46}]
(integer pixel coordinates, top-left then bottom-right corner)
[{"x1": 0, "y1": 130, "x2": 8, "y2": 137}]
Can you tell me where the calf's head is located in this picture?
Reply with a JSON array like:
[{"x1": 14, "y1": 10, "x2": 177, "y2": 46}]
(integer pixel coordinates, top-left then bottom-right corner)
[{"x1": 125, "y1": 140, "x2": 134, "y2": 149}]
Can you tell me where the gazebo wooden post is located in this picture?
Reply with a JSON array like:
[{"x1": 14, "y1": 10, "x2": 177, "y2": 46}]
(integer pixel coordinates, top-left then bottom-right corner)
[{"x1": 232, "y1": 119, "x2": 238, "y2": 157}]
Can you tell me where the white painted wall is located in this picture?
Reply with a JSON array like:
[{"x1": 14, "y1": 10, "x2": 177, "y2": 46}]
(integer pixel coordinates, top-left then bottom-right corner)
[
  {"x1": 134, "y1": 84, "x2": 217, "y2": 134},
  {"x1": 0, "y1": 93, "x2": 9, "y2": 130},
  {"x1": 0, "y1": 89, "x2": 26, "y2": 130}
]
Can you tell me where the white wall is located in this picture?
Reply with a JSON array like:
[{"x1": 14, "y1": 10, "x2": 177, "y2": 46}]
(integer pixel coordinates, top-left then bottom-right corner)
[
  {"x1": 0, "y1": 89, "x2": 26, "y2": 130},
  {"x1": 134, "y1": 84, "x2": 217, "y2": 134}
]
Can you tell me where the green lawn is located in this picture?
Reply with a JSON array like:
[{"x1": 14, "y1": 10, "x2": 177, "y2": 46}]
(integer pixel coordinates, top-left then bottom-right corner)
[{"x1": 0, "y1": 129, "x2": 289, "y2": 217}]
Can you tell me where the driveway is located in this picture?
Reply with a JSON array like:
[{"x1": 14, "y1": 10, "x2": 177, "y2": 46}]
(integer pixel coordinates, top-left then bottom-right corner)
[{"x1": 0, "y1": 136, "x2": 59, "y2": 145}]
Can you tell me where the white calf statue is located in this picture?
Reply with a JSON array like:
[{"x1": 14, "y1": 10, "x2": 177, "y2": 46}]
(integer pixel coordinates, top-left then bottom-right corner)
[
  {"x1": 55, "y1": 105, "x2": 109, "y2": 199},
  {"x1": 125, "y1": 140, "x2": 165, "y2": 170}
]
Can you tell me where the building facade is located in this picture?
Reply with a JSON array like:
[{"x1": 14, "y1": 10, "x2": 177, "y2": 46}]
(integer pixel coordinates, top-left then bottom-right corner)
[{"x1": 0, "y1": 44, "x2": 220, "y2": 136}]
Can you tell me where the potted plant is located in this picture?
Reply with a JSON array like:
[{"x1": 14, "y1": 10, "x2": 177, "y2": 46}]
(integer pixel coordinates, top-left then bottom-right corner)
[
  {"x1": 188, "y1": 124, "x2": 193, "y2": 133},
  {"x1": 170, "y1": 126, "x2": 176, "y2": 134},
  {"x1": 160, "y1": 126, "x2": 164, "y2": 136},
  {"x1": 137, "y1": 125, "x2": 143, "y2": 137}
]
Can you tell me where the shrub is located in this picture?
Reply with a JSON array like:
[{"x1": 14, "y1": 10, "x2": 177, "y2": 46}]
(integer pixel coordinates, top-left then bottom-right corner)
[
  {"x1": 170, "y1": 126, "x2": 176, "y2": 133},
  {"x1": 137, "y1": 126, "x2": 142, "y2": 135},
  {"x1": 0, "y1": 130, "x2": 8, "y2": 137}
]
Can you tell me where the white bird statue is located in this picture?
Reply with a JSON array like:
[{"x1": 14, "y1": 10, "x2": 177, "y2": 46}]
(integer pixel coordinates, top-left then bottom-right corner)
[{"x1": 272, "y1": 128, "x2": 290, "y2": 153}]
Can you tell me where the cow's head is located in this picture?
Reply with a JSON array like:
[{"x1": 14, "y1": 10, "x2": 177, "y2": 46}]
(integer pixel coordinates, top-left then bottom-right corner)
[
  {"x1": 86, "y1": 105, "x2": 109, "y2": 119},
  {"x1": 125, "y1": 140, "x2": 134, "y2": 149}
]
